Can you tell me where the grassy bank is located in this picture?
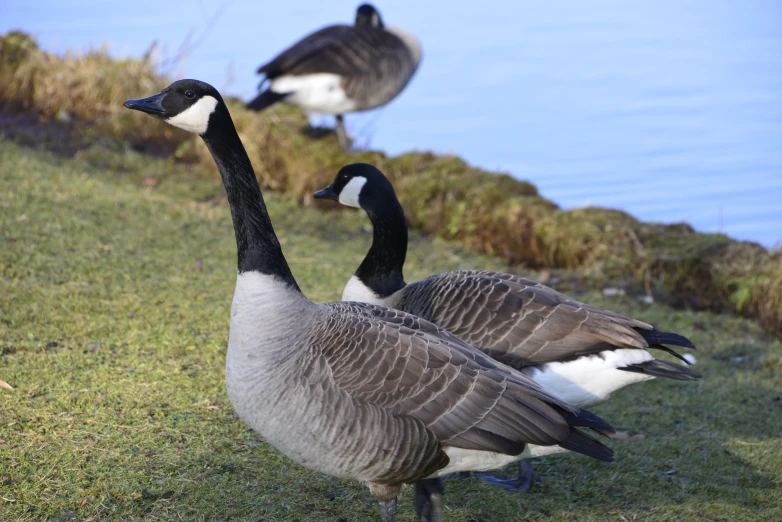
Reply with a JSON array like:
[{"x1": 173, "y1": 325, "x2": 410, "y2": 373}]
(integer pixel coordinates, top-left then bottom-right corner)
[
  {"x1": 2, "y1": 132, "x2": 782, "y2": 520},
  {"x1": 1, "y1": 30, "x2": 780, "y2": 335}
]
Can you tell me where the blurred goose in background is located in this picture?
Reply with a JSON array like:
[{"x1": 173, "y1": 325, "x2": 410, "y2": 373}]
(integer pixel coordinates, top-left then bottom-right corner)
[
  {"x1": 314, "y1": 163, "x2": 701, "y2": 491},
  {"x1": 125, "y1": 80, "x2": 617, "y2": 522},
  {"x1": 246, "y1": 3, "x2": 422, "y2": 150}
]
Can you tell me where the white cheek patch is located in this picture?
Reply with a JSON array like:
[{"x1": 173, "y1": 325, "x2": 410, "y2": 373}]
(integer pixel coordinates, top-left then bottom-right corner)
[
  {"x1": 338, "y1": 177, "x2": 367, "y2": 208},
  {"x1": 166, "y1": 95, "x2": 218, "y2": 134}
]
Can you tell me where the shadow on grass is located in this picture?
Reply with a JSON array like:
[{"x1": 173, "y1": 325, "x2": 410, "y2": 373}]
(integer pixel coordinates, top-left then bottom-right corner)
[
  {"x1": 63, "y1": 377, "x2": 779, "y2": 521},
  {"x1": 299, "y1": 124, "x2": 337, "y2": 141}
]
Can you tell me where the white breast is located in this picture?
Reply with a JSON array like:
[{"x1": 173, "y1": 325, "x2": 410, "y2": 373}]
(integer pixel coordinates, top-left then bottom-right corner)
[
  {"x1": 524, "y1": 349, "x2": 656, "y2": 408},
  {"x1": 270, "y1": 74, "x2": 358, "y2": 114},
  {"x1": 225, "y1": 272, "x2": 312, "y2": 421}
]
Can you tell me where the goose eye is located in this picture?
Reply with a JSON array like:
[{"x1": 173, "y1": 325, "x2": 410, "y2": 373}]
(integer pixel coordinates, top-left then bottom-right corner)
[{"x1": 185, "y1": 90, "x2": 196, "y2": 99}]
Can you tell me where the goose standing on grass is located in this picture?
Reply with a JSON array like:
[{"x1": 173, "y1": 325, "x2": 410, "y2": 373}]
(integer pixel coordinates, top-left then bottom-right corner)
[
  {"x1": 245, "y1": 3, "x2": 422, "y2": 150},
  {"x1": 314, "y1": 163, "x2": 701, "y2": 491},
  {"x1": 125, "y1": 80, "x2": 617, "y2": 522}
]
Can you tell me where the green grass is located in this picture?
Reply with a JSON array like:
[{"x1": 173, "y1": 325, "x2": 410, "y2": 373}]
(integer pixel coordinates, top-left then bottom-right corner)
[{"x1": 1, "y1": 139, "x2": 781, "y2": 521}]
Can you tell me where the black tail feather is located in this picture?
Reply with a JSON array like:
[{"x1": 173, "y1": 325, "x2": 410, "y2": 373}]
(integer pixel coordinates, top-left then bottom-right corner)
[
  {"x1": 560, "y1": 407, "x2": 615, "y2": 434},
  {"x1": 559, "y1": 429, "x2": 615, "y2": 462},
  {"x1": 637, "y1": 327, "x2": 697, "y2": 364},
  {"x1": 639, "y1": 328, "x2": 696, "y2": 350},
  {"x1": 620, "y1": 359, "x2": 702, "y2": 381},
  {"x1": 649, "y1": 344, "x2": 694, "y2": 364},
  {"x1": 246, "y1": 89, "x2": 288, "y2": 112}
]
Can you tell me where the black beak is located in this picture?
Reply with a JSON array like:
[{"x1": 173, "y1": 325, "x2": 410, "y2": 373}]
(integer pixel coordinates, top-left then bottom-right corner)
[
  {"x1": 313, "y1": 184, "x2": 339, "y2": 201},
  {"x1": 124, "y1": 92, "x2": 166, "y2": 116}
]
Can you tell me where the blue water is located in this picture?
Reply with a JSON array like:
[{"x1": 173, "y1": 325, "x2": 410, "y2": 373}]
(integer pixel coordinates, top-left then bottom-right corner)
[{"x1": 3, "y1": 0, "x2": 781, "y2": 247}]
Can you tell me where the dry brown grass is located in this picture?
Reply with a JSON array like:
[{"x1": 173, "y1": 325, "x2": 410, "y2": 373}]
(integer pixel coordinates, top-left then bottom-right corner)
[
  {"x1": 1, "y1": 30, "x2": 779, "y2": 334},
  {"x1": 0, "y1": 31, "x2": 174, "y2": 144}
]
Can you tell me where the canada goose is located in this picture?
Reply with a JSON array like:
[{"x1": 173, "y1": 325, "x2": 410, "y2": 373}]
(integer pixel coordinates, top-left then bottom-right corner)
[
  {"x1": 125, "y1": 80, "x2": 616, "y2": 522},
  {"x1": 314, "y1": 163, "x2": 701, "y2": 491},
  {"x1": 245, "y1": 3, "x2": 422, "y2": 150}
]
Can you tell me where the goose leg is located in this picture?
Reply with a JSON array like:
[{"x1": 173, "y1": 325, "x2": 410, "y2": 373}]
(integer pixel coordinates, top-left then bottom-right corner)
[
  {"x1": 414, "y1": 478, "x2": 444, "y2": 522},
  {"x1": 378, "y1": 498, "x2": 398, "y2": 522},
  {"x1": 335, "y1": 114, "x2": 353, "y2": 151},
  {"x1": 369, "y1": 483, "x2": 401, "y2": 522},
  {"x1": 474, "y1": 459, "x2": 542, "y2": 492}
]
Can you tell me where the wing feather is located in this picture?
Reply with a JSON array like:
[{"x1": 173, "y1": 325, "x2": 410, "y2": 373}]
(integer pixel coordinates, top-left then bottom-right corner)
[
  {"x1": 257, "y1": 25, "x2": 409, "y2": 79},
  {"x1": 397, "y1": 270, "x2": 680, "y2": 368},
  {"x1": 314, "y1": 302, "x2": 584, "y2": 461}
]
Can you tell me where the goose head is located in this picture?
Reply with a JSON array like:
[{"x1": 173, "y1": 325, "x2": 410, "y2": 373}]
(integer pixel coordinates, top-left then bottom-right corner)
[
  {"x1": 314, "y1": 163, "x2": 394, "y2": 210},
  {"x1": 124, "y1": 79, "x2": 225, "y2": 136},
  {"x1": 355, "y1": 3, "x2": 383, "y2": 28}
]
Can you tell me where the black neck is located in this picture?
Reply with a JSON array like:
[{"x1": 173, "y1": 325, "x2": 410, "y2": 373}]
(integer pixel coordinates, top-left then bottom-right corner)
[
  {"x1": 355, "y1": 195, "x2": 407, "y2": 297},
  {"x1": 202, "y1": 109, "x2": 300, "y2": 291}
]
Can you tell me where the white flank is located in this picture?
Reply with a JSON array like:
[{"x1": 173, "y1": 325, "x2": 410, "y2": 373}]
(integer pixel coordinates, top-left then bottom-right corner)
[
  {"x1": 166, "y1": 95, "x2": 218, "y2": 134},
  {"x1": 338, "y1": 176, "x2": 367, "y2": 208},
  {"x1": 525, "y1": 348, "x2": 656, "y2": 408},
  {"x1": 341, "y1": 275, "x2": 401, "y2": 308},
  {"x1": 430, "y1": 445, "x2": 567, "y2": 477},
  {"x1": 271, "y1": 73, "x2": 358, "y2": 114},
  {"x1": 386, "y1": 26, "x2": 423, "y2": 65}
]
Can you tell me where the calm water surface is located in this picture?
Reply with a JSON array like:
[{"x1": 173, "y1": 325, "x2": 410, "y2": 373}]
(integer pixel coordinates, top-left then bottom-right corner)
[{"x1": 3, "y1": 0, "x2": 781, "y2": 247}]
